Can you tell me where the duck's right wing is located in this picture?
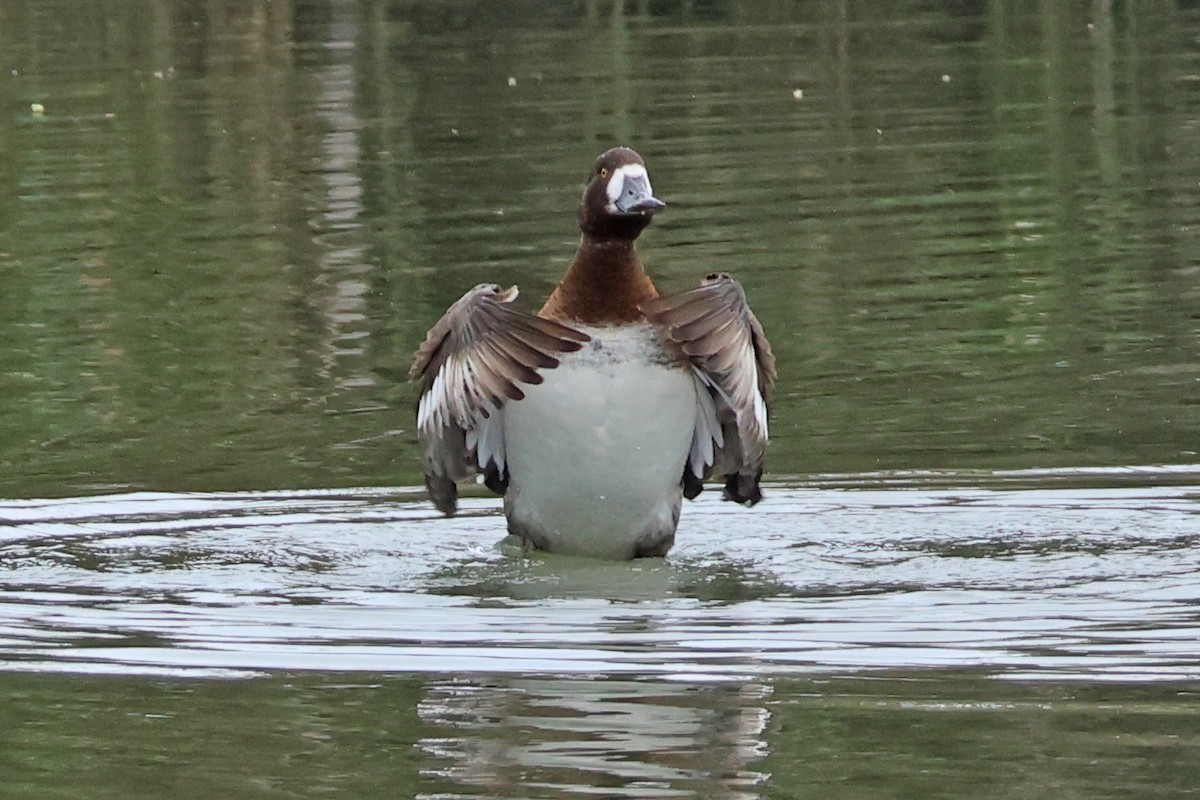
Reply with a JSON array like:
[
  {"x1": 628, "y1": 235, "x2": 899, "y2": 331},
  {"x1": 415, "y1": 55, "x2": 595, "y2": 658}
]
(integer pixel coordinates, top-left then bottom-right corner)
[
  {"x1": 641, "y1": 273, "x2": 777, "y2": 505},
  {"x1": 411, "y1": 284, "x2": 590, "y2": 515}
]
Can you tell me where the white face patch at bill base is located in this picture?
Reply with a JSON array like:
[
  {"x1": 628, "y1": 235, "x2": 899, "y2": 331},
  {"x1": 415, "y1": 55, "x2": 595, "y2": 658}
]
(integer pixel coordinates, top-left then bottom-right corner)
[{"x1": 605, "y1": 163, "x2": 651, "y2": 209}]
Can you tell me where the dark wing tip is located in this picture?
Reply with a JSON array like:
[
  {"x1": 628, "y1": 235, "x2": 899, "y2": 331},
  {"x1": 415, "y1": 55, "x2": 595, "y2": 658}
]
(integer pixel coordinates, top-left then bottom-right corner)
[
  {"x1": 722, "y1": 470, "x2": 763, "y2": 506},
  {"x1": 426, "y1": 473, "x2": 459, "y2": 516}
]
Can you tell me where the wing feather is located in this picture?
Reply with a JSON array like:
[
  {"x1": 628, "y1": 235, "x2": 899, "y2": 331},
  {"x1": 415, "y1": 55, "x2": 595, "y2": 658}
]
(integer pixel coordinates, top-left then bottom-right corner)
[
  {"x1": 411, "y1": 283, "x2": 590, "y2": 514},
  {"x1": 641, "y1": 273, "x2": 776, "y2": 506},
  {"x1": 492, "y1": 327, "x2": 562, "y2": 371}
]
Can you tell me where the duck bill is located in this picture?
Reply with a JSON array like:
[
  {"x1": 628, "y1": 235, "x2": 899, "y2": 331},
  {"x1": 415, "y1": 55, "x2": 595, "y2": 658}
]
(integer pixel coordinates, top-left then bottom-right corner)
[
  {"x1": 609, "y1": 167, "x2": 667, "y2": 215},
  {"x1": 623, "y1": 193, "x2": 666, "y2": 214}
]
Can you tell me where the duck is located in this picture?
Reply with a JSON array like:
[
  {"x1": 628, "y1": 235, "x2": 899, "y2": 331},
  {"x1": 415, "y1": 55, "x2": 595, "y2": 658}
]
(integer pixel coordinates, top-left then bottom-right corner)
[{"x1": 411, "y1": 146, "x2": 776, "y2": 559}]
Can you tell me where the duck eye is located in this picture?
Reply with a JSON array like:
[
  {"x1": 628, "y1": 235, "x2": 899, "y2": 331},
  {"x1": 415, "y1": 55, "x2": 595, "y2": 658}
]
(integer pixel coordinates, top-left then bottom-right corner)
[{"x1": 599, "y1": 167, "x2": 609, "y2": 179}]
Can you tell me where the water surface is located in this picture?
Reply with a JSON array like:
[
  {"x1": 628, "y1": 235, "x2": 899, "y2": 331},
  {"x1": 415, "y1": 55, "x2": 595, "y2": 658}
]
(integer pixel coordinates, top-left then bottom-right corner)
[
  {"x1": 2, "y1": 1, "x2": 1200, "y2": 798},
  {"x1": 3, "y1": 475, "x2": 1200, "y2": 680},
  {"x1": 2, "y1": 0, "x2": 1198, "y2": 494},
  {"x1": 3, "y1": 475, "x2": 1200, "y2": 797}
]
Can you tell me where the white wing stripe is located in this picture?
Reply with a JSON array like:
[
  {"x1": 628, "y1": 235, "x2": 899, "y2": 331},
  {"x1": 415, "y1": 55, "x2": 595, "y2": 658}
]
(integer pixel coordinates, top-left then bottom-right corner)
[{"x1": 688, "y1": 369, "x2": 726, "y2": 479}]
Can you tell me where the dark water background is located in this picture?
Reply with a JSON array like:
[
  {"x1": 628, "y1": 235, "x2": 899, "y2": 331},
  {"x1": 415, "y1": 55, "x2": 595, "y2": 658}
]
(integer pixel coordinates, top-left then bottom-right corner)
[{"x1": 2, "y1": 1, "x2": 1200, "y2": 797}]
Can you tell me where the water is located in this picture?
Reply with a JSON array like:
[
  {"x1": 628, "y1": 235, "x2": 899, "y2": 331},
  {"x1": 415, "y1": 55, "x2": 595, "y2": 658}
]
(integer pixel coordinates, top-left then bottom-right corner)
[
  {"x1": 3, "y1": 476, "x2": 1200, "y2": 679},
  {"x1": 3, "y1": 478, "x2": 1200, "y2": 797},
  {"x1": 3, "y1": 1, "x2": 1200, "y2": 797}
]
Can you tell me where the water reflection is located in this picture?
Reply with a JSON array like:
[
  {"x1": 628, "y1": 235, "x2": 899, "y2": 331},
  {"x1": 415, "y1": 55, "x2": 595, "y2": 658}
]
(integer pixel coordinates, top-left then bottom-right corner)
[
  {"x1": 6, "y1": 667, "x2": 1199, "y2": 800},
  {"x1": 418, "y1": 678, "x2": 770, "y2": 798},
  {"x1": 2, "y1": 1, "x2": 1200, "y2": 495},
  {"x1": 307, "y1": 3, "x2": 371, "y2": 371},
  {"x1": 427, "y1": 544, "x2": 786, "y2": 603}
]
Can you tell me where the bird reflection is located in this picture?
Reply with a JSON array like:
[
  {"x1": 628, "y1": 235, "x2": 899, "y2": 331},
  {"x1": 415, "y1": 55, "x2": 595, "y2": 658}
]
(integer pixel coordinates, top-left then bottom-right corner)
[{"x1": 417, "y1": 676, "x2": 771, "y2": 798}]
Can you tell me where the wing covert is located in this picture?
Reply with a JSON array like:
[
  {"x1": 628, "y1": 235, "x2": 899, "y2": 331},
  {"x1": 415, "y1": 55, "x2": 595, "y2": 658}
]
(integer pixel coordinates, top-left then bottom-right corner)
[{"x1": 411, "y1": 283, "x2": 590, "y2": 514}]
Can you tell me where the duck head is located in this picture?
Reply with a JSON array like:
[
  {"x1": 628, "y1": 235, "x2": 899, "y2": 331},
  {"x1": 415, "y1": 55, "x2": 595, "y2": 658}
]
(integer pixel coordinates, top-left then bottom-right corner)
[{"x1": 578, "y1": 146, "x2": 666, "y2": 241}]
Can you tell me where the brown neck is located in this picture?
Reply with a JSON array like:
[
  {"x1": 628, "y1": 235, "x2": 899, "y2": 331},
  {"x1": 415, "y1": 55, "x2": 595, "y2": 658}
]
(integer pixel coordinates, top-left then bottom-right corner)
[{"x1": 539, "y1": 236, "x2": 659, "y2": 324}]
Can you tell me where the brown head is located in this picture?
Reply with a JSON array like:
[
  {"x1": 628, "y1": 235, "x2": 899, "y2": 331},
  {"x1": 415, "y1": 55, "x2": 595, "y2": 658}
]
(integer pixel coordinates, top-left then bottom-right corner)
[{"x1": 578, "y1": 146, "x2": 666, "y2": 242}]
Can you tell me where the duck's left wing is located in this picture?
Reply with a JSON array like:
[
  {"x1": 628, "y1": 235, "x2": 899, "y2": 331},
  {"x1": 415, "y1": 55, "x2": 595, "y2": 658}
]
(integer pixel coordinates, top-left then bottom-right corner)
[
  {"x1": 411, "y1": 283, "x2": 590, "y2": 515},
  {"x1": 641, "y1": 273, "x2": 777, "y2": 505}
]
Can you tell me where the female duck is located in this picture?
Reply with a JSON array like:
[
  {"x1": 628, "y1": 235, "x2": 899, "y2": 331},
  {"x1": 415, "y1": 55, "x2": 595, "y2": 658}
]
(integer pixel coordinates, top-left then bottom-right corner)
[{"x1": 412, "y1": 147, "x2": 775, "y2": 559}]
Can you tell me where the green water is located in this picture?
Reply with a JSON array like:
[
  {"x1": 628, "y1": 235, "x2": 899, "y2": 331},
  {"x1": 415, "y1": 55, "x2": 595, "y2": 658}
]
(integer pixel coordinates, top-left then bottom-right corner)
[
  {"x1": 2, "y1": 0, "x2": 1197, "y2": 497},
  {"x1": 2, "y1": 1, "x2": 1200, "y2": 798},
  {"x1": 6, "y1": 672, "x2": 1200, "y2": 799}
]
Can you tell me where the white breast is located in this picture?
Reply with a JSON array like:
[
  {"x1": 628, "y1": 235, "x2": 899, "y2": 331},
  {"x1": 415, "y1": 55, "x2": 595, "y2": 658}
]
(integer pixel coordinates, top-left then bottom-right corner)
[{"x1": 501, "y1": 324, "x2": 697, "y2": 558}]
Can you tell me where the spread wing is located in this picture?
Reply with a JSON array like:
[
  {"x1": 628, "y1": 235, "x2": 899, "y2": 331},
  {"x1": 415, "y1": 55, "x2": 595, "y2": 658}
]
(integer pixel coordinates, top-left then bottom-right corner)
[
  {"x1": 641, "y1": 273, "x2": 777, "y2": 505},
  {"x1": 411, "y1": 283, "x2": 590, "y2": 515}
]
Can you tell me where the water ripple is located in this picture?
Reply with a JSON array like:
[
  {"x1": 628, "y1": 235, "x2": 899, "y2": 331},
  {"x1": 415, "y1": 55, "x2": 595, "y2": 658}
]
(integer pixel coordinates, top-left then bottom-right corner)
[{"x1": 1, "y1": 472, "x2": 1197, "y2": 682}]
